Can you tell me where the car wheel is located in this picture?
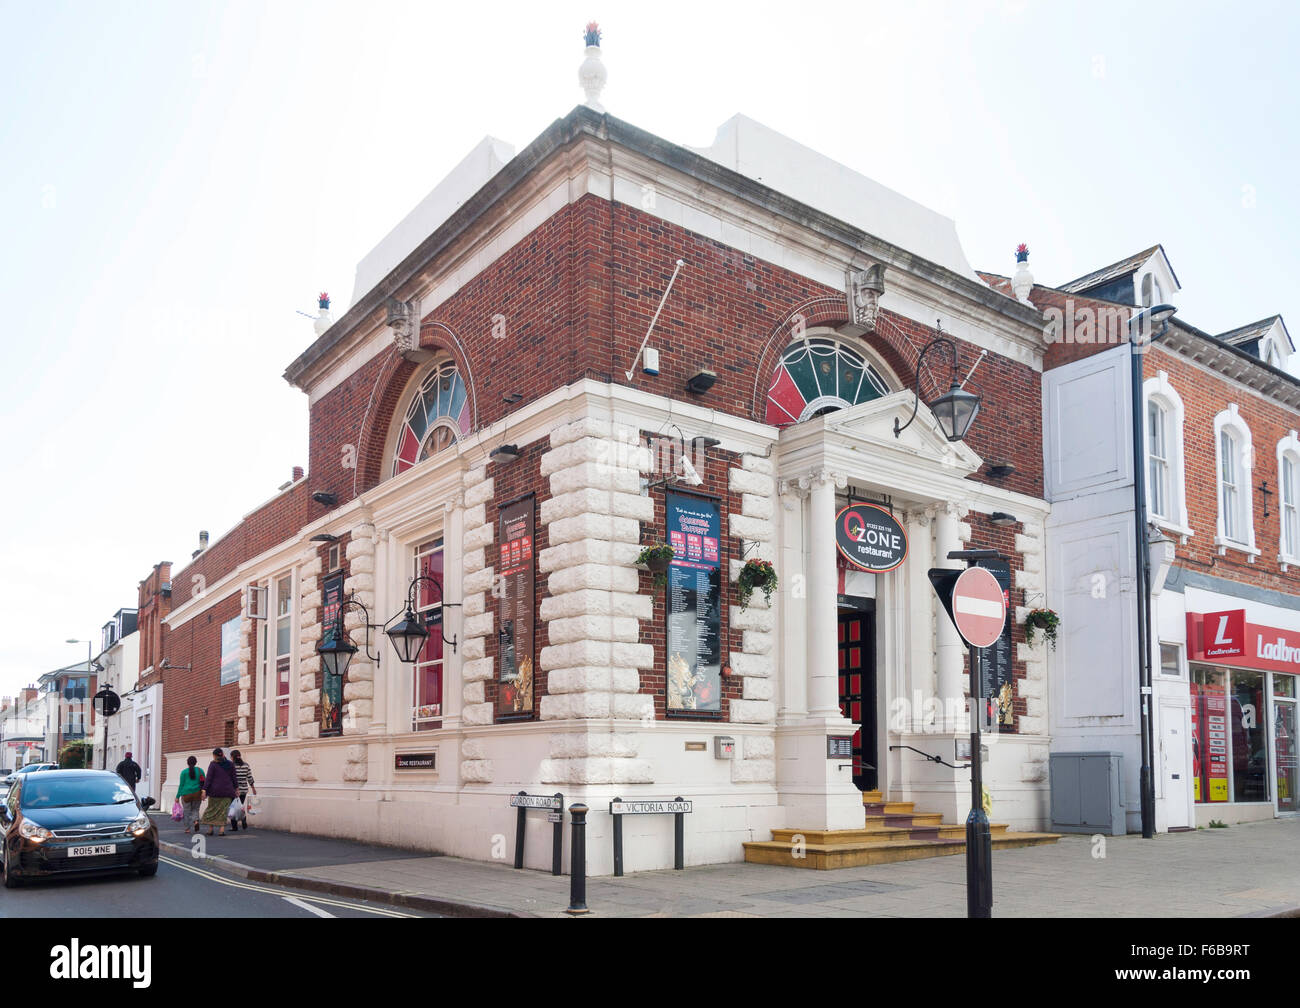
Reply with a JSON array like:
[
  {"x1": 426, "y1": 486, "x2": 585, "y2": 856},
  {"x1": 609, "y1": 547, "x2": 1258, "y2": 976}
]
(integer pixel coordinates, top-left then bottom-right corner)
[
  {"x1": 3, "y1": 847, "x2": 22, "y2": 889},
  {"x1": 138, "y1": 861, "x2": 159, "y2": 878}
]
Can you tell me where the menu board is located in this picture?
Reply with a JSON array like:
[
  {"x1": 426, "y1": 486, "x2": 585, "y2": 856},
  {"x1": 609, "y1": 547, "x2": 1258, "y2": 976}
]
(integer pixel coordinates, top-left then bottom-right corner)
[
  {"x1": 320, "y1": 573, "x2": 344, "y2": 737},
  {"x1": 665, "y1": 492, "x2": 722, "y2": 714},
  {"x1": 976, "y1": 558, "x2": 1014, "y2": 732},
  {"x1": 497, "y1": 496, "x2": 536, "y2": 718}
]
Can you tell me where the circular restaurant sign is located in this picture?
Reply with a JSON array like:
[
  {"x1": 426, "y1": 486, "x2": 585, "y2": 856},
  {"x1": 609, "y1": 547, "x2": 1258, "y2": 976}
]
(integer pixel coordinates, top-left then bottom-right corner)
[{"x1": 835, "y1": 503, "x2": 908, "y2": 573}]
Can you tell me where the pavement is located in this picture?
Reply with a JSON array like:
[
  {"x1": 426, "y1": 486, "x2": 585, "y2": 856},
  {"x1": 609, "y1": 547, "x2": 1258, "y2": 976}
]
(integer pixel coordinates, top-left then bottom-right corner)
[{"x1": 152, "y1": 812, "x2": 1300, "y2": 918}]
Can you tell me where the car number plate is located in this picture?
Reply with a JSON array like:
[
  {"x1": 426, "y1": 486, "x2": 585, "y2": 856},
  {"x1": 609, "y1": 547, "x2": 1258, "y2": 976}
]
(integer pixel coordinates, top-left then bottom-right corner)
[{"x1": 69, "y1": 844, "x2": 117, "y2": 857}]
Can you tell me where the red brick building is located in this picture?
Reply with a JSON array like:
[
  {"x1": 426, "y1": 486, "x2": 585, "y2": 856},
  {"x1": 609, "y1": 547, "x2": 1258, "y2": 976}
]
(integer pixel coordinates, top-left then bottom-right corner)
[
  {"x1": 154, "y1": 67, "x2": 1061, "y2": 869},
  {"x1": 998, "y1": 245, "x2": 1299, "y2": 830}
]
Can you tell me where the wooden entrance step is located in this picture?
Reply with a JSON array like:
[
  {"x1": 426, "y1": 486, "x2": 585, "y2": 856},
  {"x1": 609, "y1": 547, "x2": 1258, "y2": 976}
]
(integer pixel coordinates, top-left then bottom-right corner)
[{"x1": 743, "y1": 794, "x2": 1060, "y2": 869}]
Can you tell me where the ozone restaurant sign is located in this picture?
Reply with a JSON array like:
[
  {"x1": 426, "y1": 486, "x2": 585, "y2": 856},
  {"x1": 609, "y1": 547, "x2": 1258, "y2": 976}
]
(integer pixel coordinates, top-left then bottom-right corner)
[{"x1": 835, "y1": 503, "x2": 908, "y2": 573}]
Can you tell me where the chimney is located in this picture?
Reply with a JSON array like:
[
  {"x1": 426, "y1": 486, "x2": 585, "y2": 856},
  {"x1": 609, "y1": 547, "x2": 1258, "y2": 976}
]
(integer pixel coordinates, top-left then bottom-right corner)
[{"x1": 293, "y1": 466, "x2": 304, "y2": 482}]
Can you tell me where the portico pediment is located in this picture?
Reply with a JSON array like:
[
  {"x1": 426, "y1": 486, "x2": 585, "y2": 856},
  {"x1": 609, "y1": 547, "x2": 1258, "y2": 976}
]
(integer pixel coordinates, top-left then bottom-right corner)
[{"x1": 777, "y1": 391, "x2": 983, "y2": 503}]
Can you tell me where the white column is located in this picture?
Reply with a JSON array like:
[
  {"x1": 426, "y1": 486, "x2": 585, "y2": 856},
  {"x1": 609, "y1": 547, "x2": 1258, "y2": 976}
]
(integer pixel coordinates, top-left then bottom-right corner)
[
  {"x1": 777, "y1": 479, "x2": 809, "y2": 722},
  {"x1": 935, "y1": 502, "x2": 965, "y2": 730},
  {"x1": 905, "y1": 507, "x2": 935, "y2": 731},
  {"x1": 367, "y1": 529, "x2": 393, "y2": 738},
  {"x1": 806, "y1": 470, "x2": 842, "y2": 719}
]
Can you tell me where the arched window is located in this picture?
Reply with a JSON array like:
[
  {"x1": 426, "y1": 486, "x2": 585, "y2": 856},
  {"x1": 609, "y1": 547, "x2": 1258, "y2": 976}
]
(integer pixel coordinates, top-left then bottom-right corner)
[
  {"x1": 1143, "y1": 371, "x2": 1191, "y2": 539},
  {"x1": 766, "y1": 337, "x2": 891, "y2": 428},
  {"x1": 391, "y1": 361, "x2": 470, "y2": 476},
  {"x1": 1213, "y1": 404, "x2": 1258, "y2": 558},
  {"x1": 1278, "y1": 431, "x2": 1300, "y2": 568}
]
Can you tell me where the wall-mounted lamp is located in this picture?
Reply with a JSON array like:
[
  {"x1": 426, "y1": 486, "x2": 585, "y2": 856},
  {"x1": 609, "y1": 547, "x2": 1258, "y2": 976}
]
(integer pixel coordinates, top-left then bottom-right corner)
[
  {"x1": 987, "y1": 462, "x2": 1016, "y2": 479},
  {"x1": 316, "y1": 575, "x2": 459, "y2": 681},
  {"x1": 312, "y1": 492, "x2": 338, "y2": 507},
  {"x1": 989, "y1": 512, "x2": 1018, "y2": 528},
  {"x1": 686, "y1": 369, "x2": 717, "y2": 395},
  {"x1": 310, "y1": 533, "x2": 339, "y2": 543},
  {"x1": 893, "y1": 323, "x2": 983, "y2": 443},
  {"x1": 491, "y1": 444, "x2": 521, "y2": 463}
]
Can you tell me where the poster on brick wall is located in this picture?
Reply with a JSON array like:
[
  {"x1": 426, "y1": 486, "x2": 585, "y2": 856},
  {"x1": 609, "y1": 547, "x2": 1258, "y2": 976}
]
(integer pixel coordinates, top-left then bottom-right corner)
[
  {"x1": 497, "y1": 495, "x2": 535, "y2": 719},
  {"x1": 320, "y1": 573, "x2": 344, "y2": 738},
  {"x1": 219, "y1": 617, "x2": 241, "y2": 686},
  {"x1": 976, "y1": 557, "x2": 1014, "y2": 732},
  {"x1": 666, "y1": 492, "x2": 722, "y2": 714}
]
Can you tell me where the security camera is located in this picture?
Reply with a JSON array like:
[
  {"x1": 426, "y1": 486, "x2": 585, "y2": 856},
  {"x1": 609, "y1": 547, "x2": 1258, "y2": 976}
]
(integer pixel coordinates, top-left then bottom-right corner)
[{"x1": 679, "y1": 456, "x2": 704, "y2": 486}]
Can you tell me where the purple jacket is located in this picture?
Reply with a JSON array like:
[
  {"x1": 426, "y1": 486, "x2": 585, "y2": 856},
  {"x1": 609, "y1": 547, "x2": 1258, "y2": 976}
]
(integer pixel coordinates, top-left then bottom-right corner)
[{"x1": 204, "y1": 759, "x2": 239, "y2": 799}]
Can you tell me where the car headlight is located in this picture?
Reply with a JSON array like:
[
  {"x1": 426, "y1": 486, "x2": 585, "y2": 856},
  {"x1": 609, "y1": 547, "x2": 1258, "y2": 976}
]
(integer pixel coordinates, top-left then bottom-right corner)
[
  {"x1": 19, "y1": 819, "x2": 53, "y2": 842},
  {"x1": 129, "y1": 814, "x2": 151, "y2": 837}
]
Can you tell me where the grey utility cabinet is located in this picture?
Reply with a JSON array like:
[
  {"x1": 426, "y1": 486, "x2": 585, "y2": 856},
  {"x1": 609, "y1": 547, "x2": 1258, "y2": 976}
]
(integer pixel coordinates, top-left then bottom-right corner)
[{"x1": 1049, "y1": 751, "x2": 1126, "y2": 835}]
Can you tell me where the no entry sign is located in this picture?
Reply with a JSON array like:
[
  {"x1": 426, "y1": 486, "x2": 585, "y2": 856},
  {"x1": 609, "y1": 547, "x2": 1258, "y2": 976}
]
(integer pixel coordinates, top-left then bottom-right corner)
[{"x1": 952, "y1": 566, "x2": 1007, "y2": 648}]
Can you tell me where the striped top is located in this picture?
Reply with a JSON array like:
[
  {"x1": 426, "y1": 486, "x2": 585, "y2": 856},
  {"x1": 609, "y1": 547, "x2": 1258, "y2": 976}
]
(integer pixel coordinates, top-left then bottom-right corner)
[{"x1": 234, "y1": 763, "x2": 254, "y2": 792}]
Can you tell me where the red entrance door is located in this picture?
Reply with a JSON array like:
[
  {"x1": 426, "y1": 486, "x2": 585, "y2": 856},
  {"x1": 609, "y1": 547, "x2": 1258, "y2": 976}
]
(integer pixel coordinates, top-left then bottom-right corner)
[{"x1": 838, "y1": 610, "x2": 877, "y2": 791}]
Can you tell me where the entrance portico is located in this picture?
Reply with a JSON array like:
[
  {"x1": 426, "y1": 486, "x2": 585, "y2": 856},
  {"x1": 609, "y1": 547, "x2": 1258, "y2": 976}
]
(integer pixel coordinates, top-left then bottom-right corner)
[{"x1": 776, "y1": 390, "x2": 985, "y2": 832}]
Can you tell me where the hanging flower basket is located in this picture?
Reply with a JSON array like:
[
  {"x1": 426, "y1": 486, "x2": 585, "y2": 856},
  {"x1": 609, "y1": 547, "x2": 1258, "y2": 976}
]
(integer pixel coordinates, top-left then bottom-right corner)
[
  {"x1": 1023, "y1": 607, "x2": 1060, "y2": 650},
  {"x1": 738, "y1": 558, "x2": 778, "y2": 610},
  {"x1": 635, "y1": 543, "x2": 674, "y2": 587}
]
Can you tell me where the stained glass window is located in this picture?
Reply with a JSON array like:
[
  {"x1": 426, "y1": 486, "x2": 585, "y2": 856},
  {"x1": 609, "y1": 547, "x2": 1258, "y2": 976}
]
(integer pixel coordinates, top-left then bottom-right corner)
[
  {"x1": 765, "y1": 338, "x2": 890, "y2": 428},
  {"x1": 392, "y1": 361, "x2": 470, "y2": 476}
]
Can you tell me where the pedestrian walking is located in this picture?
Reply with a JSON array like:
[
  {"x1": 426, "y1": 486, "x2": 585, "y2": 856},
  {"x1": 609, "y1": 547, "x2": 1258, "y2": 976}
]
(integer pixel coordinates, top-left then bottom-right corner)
[
  {"x1": 230, "y1": 750, "x2": 257, "y2": 831},
  {"x1": 199, "y1": 747, "x2": 239, "y2": 837},
  {"x1": 115, "y1": 751, "x2": 142, "y2": 796},
  {"x1": 177, "y1": 755, "x2": 205, "y2": 833}
]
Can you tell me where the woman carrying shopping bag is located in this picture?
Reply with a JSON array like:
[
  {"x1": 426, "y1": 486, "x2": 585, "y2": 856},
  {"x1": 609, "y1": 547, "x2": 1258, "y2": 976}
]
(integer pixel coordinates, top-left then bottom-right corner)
[
  {"x1": 199, "y1": 747, "x2": 239, "y2": 837},
  {"x1": 230, "y1": 750, "x2": 257, "y2": 831},
  {"x1": 176, "y1": 755, "x2": 206, "y2": 834}
]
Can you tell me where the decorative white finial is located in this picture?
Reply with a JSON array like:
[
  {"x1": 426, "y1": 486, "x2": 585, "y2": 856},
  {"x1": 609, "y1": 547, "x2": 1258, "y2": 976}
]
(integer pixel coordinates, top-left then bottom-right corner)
[
  {"x1": 1011, "y1": 243, "x2": 1033, "y2": 305},
  {"x1": 314, "y1": 291, "x2": 333, "y2": 336},
  {"x1": 579, "y1": 22, "x2": 606, "y2": 112}
]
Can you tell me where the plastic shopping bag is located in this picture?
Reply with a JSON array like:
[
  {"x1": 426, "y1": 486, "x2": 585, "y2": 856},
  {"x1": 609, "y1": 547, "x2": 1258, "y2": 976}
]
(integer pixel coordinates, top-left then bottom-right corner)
[
  {"x1": 246, "y1": 794, "x2": 260, "y2": 816},
  {"x1": 228, "y1": 797, "x2": 244, "y2": 821},
  {"x1": 171, "y1": 800, "x2": 184, "y2": 822}
]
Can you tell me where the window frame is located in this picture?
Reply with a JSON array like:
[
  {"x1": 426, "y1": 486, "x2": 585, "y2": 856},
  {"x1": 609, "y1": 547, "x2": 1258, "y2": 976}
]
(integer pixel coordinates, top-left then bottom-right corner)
[
  {"x1": 1213, "y1": 405, "x2": 1259, "y2": 559},
  {"x1": 1142, "y1": 372, "x2": 1192, "y2": 541},
  {"x1": 257, "y1": 571, "x2": 296, "y2": 743},
  {"x1": 1277, "y1": 430, "x2": 1300, "y2": 570},
  {"x1": 411, "y1": 537, "x2": 446, "y2": 732}
]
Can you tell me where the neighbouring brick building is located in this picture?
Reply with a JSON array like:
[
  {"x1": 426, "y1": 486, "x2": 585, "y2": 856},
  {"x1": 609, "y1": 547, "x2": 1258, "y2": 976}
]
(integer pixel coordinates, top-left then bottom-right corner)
[
  {"x1": 989, "y1": 244, "x2": 1299, "y2": 831},
  {"x1": 153, "y1": 46, "x2": 1069, "y2": 872}
]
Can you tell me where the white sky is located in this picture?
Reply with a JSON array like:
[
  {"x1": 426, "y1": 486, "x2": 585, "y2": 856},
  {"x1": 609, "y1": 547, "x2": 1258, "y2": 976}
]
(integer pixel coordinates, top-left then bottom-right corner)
[{"x1": 2, "y1": 1, "x2": 1297, "y2": 695}]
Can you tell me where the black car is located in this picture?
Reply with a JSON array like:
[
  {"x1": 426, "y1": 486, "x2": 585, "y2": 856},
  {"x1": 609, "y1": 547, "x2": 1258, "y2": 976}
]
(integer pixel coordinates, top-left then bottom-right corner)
[{"x1": 1, "y1": 770, "x2": 158, "y2": 886}]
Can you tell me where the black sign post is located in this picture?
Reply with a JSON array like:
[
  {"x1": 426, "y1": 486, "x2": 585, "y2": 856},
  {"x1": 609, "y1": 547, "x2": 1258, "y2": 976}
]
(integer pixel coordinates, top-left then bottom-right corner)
[
  {"x1": 930, "y1": 548, "x2": 1003, "y2": 920},
  {"x1": 508, "y1": 792, "x2": 564, "y2": 876}
]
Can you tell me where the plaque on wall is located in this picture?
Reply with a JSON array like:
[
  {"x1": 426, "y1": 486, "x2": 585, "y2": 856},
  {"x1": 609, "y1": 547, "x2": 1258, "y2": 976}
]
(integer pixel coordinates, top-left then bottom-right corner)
[
  {"x1": 320, "y1": 573, "x2": 344, "y2": 738},
  {"x1": 665, "y1": 492, "x2": 722, "y2": 715},
  {"x1": 497, "y1": 496, "x2": 536, "y2": 718}
]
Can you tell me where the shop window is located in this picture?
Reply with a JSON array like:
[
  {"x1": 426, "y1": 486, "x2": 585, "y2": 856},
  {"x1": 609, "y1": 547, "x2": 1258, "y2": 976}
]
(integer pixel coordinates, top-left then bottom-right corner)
[
  {"x1": 392, "y1": 361, "x2": 470, "y2": 477},
  {"x1": 412, "y1": 538, "x2": 445, "y2": 731},
  {"x1": 765, "y1": 337, "x2": 891, "y2": 428},
  {"x1": 1213, "y1": 406, "x2": 1256, "y2": 556},
  {"x1": 1190, "y1": 665, "x2": 1269, "y2": 804}
]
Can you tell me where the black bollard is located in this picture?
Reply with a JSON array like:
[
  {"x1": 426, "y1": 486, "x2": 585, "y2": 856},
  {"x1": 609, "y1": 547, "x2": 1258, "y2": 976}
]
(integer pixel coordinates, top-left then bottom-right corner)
[
  {"x1": 566, "y1": 803, "x2": 590, "y2": 915},
  {"x1": 673, "y1": 797, "x2": 685, "y2": 871},
  {"x1": 514, "y1": 791, "x2": 527, "y2": 870}
]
